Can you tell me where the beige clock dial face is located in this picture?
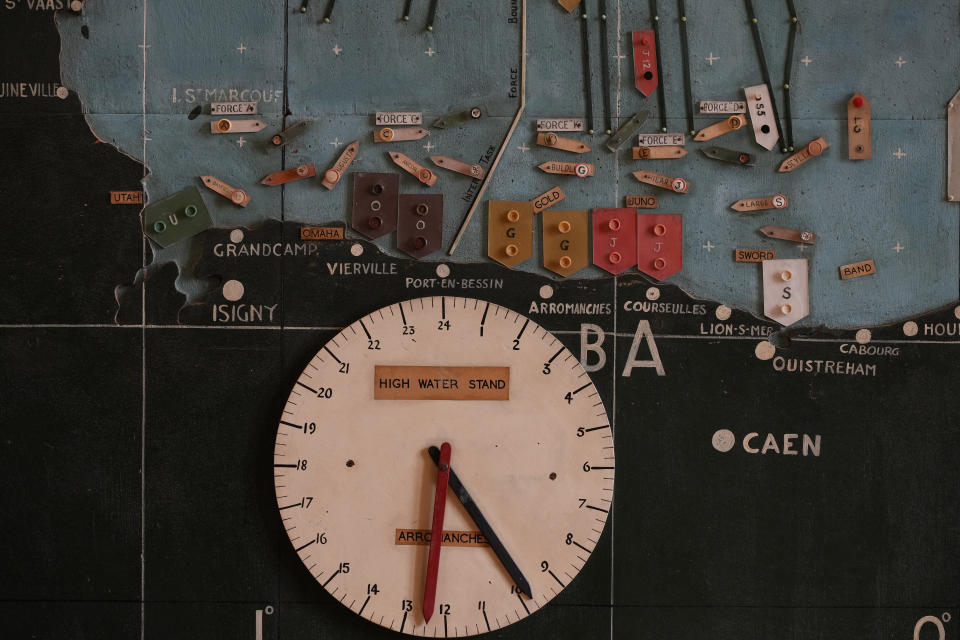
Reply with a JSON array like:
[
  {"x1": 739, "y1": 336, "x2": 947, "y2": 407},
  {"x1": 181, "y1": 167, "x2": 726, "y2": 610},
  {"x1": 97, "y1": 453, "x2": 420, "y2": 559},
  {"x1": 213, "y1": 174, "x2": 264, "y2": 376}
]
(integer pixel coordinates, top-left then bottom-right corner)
[{"x1": 275, "y1": 296, "x2": 614, "y2": 636}]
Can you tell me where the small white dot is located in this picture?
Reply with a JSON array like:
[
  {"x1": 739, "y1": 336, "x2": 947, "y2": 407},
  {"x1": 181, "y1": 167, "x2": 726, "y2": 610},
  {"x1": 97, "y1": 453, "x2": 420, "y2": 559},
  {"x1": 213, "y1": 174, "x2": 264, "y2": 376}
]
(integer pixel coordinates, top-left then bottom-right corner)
[
  {"x1": 56, "y1": 86, "x2": 69, "y2": 99},
  {"x1": 222, "y1": 279, "x2": 245, "y2": 302},
  {"x1": 954, "y1": 306, "x2": 960, "y2": 320},
  {"x1": 350, "y1": 243, "x2": 363, "y2": 257},
  {"x1": 855, "y1": 329, "x2": 872, "y2": 344},
  {"x1": 754, "y1": 341, "x2": 776, "y2": 361},
  {"x1": 229, "y1": 229, "x2": 244, "y2": 243},
  {"x1": 539, "y1": 284, "x2": 554, "y2": 299},
  {"x1": 436, "y1": 264, "x2": 451, "y2": 278},
  {"x1": 70, "y1": 0, "x2": 83, "y2": 10},
  {"x1": 711, "y1": 429, "x2": 735, "y2": 453},
  {"x1": 645, "y1": 287, "x2": 660, "y2": 301},
  {"x1": 903, "y1": 321, "x2": 918, "y2": 337},
  {"x1": 715, "y1": 305, "x2": 732, "y2": 321}
]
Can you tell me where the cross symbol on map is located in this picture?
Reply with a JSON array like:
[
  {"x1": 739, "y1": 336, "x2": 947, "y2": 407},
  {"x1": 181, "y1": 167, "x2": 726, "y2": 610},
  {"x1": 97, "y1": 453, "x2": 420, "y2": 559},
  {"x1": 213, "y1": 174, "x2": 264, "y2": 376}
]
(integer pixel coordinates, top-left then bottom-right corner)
[
  {"x1": 332, "y1": 44, "x2": 342, "y2": 56},
  {"x1": 893, "y1": 242, "x2": 905, "y2": 253},
  {"x1": 801, "y1": 56, "x2": 812, "y2": 66},
  {"x1": 613, "y1": 53, "x2": 627, "y2": 61},
  {"x1": 893, "y1": 147, "x2": 906, "y2": 160},
  {"x1": 236, "y1": 43, "x2": 247, "y2": 54},
  {"x1": 517, "y1": 143, "x2": 530, "y2": 153},
  {"x1": 702, "y1": 241, "x2": 715, "y2": 252},
  {"x1": 895, "y1": 56, "x2": 907, "y2": 68},
  {"x1": 236, "y1": 137, "x2": 246, "y2": 148},
  {"x1": 423, "y1": 141, "x2": 435, "y2": 152},
  {"x1": 706, "y1": 52, "x2": 719, "y2": 65},
  {"x1": 425, "y1": 47, "x2": 437, "y2": 57},
  {"x1": 330, "y1": 138, "x2": 343, "y2": 148}
]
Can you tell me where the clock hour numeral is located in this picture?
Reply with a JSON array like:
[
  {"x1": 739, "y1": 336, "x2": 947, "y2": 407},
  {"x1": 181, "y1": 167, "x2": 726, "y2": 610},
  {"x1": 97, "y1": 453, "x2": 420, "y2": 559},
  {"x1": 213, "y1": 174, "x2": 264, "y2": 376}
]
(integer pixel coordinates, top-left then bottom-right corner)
[
  {"x1": 582, "y1": 461, "x2": 590, "y2": 472},
  {"x1": 542, "y1": 362, "x2": 551, "y2": 374},
  {"x1": 338, "y1": 561, "x2": 351, "y2": 574},
  {"x1": 564, "y1": 392, "x2": 573, "y2": 404},
  {"x1": 578, "y1": 498, "x2": 587, "y2": 508},
  {"x1": 316, "y1": 386, "x2": 333, "y2": 398},
  {"x1": 439, "y1": 603, "x2": 451, "y2": 615},
  {"x1": 296, "y1": 459, "x2": 308, "y2": 470},
  {"x1": 402, "y1": 325, "x2": 415, "y2": 335},
  {"x1": 565, "y1": 533, "x2": 573, "y2": 545},
  {"x1": 401, "y1": 599, "x2": 413, "y2": 611},
  {"x1": 367, "y1": 339, "x2": 381, "y2": 350},
  {"x1": 301, "y1": 496, "x2": 313, "y2": 508},
  {"x1": 316, "y1": 531, "x2": 327, "y2": 544},
  {"x1": 576, "y1": 427, "x2": 584, "y2": 437},
  {"x1": 302, "y1": 422, "x2": 316, "y2": 434},
  {"x1": 338, "y1": 362, "x2": 350, "y2": 374},
  {"x1": 512, "y1": 338, "x2": 521, "y2": 351},
  {"x1": 367, "y1": 583, "x2": 379, "y2": 594},
  {"x1": 437, "y1": 319, "x2": 451, "y2": 331},
  {"x1": 540, "y1": 560, "x2": 549, "y2": 572},
  {"x1": 477, "y1": 600, "x2": 486, "y2": 610}
]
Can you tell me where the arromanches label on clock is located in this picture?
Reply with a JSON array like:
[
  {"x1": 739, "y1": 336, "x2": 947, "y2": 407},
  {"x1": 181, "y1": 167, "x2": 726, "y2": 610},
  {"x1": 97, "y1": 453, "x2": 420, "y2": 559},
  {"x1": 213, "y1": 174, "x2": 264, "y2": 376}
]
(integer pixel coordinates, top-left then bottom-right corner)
[
  {"x1": 374, "y1": 365, "x2": 509, "y2": 400},
  {"x1": 394, "y1": 529, "x2": 490, "y2": 547}
]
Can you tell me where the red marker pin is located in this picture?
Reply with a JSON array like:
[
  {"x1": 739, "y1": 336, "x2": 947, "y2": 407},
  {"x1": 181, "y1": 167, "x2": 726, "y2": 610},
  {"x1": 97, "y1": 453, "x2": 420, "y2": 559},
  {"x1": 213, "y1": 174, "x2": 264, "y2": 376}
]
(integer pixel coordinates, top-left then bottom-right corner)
[{"x1": 422, "y1": 442, "x2": 452, "y2": 623}]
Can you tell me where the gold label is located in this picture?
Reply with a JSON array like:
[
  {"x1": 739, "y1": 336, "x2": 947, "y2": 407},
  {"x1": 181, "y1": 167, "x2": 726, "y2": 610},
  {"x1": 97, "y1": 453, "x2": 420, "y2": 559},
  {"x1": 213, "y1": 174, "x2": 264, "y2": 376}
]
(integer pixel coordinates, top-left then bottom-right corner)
[
  {"x1": 625, "y1": 195, "x2": 657, "y2": 208},
  {"x1": 300, "y1": 226, "x2": 344, "y2": 241},
  {"x1": 110, "y1": 191, "x2": 143, "y2": 204},
  {"x1": 374, "y1": 365, "x2": 509, "y2": 400},
  {"x1": 531, "y1": 186, "x2": 565, "y2": 213},
  {"x1": 839, "y1": 259, "x2": 876, "y2": 280},
  {"x1": 395, "y1": 529, "x2": 489, "y2": 547},
  {"x1": 735, "y1": 249, "x2": 776, "y2": 263}
]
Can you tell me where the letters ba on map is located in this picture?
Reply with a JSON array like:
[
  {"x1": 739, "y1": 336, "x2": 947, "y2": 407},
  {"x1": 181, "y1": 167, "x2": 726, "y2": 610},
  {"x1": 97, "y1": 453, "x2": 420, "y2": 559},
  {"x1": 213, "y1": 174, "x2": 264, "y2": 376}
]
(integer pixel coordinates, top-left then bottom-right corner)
[{"x1": 374, "y1": 366, "x2": 509, "y2": 400}]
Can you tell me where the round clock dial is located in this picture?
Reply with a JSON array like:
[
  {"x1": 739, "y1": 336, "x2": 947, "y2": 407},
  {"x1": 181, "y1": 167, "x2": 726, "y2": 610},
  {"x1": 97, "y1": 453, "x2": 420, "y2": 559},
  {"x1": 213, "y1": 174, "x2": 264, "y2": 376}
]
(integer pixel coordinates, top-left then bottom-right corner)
[{"x1": 274, "y1": 296, "x2": 614, "y2": 636}]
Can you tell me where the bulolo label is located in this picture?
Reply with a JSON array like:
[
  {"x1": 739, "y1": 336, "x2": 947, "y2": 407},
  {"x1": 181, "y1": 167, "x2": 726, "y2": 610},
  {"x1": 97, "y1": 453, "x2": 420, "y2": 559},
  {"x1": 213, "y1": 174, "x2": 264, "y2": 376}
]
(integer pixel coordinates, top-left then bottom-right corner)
[
  {"x1": 373, "y1": 366, "x2": 510, "y2": 400},
  {"x1": 536, "y1": 118, "x2": 584, "y2": 132},
  {"x1": 744, "y1": 83, "x2": 780, "y2": 150},
  {"x1": 375, "y1": 112, "x2": 422, "y2": 125},
  {"x1": 699, "y1": 100, "x2": 747, "y2": 114},
  {"x1": 762, "y1": 258, "x2": 809, "y2": 327},
  {"x1": 637, "y1": 133, "x2": 685, "y2": 146}
]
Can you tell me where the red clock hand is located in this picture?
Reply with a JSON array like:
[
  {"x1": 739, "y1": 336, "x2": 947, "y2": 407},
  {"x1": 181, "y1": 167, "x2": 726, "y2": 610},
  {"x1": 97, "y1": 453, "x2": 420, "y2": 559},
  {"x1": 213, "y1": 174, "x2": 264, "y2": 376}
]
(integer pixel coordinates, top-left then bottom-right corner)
[{"x1": 422, "y1": 442, "x2": 452, "y2": 623}]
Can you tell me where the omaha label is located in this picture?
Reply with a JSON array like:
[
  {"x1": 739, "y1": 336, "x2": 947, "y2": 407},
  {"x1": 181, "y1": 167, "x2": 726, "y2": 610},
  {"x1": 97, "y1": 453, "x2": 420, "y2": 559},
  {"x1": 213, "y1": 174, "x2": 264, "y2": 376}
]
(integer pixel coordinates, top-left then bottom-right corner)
[
  {"x1": 374, "y1": 365, "x2": 509, "y2": 400},
  {"x1": 210, "y1": 101, "x2": 257, "y2": 115},
  {"x1": 839, "y1": 259, "x2": 876, "y2": 280},
  {"x1": 735, "y1": 249, "x2": 776, "y2": 263},
  {"x1": 536, "y1": 118, "x2": 585, "y2": 132},
  {"x1": 375, "y1": 111, "x2": 422, "y2": 125},
  {"x1": 699, "y1": 100, "x2": 747, "y2": 114},
  {"x1": 637, "y1": 132, "x2": 685, "y2": 146},
  {"x1": 300, "y1": 226, "x2": 344, "y2": 241}
]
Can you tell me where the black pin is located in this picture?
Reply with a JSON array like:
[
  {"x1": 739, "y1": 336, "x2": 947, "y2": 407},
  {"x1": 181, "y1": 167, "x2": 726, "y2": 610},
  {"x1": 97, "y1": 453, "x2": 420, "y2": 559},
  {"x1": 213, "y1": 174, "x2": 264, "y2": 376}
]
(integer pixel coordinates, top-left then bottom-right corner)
[
  {"x1": 648, "y1": 0, "x2": 668, "y2": 132},
  {"x1": 579, "y1": 0, "x2": 594, "y2": 134},
  {"x1": 743, "y1": 0, "x2": 783, "y2": 151},
  {"x1": 426, "y1": 0, "x2": 438, "y2": 30},
  {"x1": 598, "y1": 0, "x2": 613, "y2": 134},
  {"x1": 677, "y1": 0, "x2": 695, "y2": 136},
  {"x1": 402, "y1": 0, "x2": 413, "y2": 21},
  {"x1": 782, "y1": 0, "x2": 800, "y2": 152},
  {"x1": 299, "y1": 0, "x2": 309, "y2": 13}
]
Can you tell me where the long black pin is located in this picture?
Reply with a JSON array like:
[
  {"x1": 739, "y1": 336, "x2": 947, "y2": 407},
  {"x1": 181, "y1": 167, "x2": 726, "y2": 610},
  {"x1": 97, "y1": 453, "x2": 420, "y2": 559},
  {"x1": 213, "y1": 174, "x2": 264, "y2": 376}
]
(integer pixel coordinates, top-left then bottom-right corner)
[
  {"x1": 427, "y1": 446, "x2": 532, "y2": 598},
  {"x1": 744, "y1": 0, "x2": 783, "y2": 150},
  {"x1": 677, "y1": 0, "x2": 694, "y2": 136},
  {"x1": 320, "y1": 0, "x2": 335, "y2": 23},
  {"x1": 299, "y1": 0, "x2": 309, "y2": 13},
  {"x1": 426, "y1": 0, "x2": 438, "y2": 30},
  {"x1": 649, "y1": 0, "x2": 667, "y2": 132},
  {"x1": 579, "y1": 0, "x2": 595, "y2": 134},
  {"x1": 402, "y1": 0, "x2": 413, "y2": 21},
  {"x1": 782, "y1": 0, "x2": 799, "y2": 151},
  {"x1": 598, "y1": 0, "x2": 613, "y2": 134}
]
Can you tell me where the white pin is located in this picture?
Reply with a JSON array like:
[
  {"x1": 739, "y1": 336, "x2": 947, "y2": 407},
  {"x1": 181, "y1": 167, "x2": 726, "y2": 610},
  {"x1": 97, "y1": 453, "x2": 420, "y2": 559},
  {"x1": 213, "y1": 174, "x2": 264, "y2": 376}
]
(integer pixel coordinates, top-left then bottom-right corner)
[
  {"x1": 762, "y1": 258, "x2": 809, "y2": 327},
  {"x1": 743, "y1": 84, "x2": 780, "y2": 150}
]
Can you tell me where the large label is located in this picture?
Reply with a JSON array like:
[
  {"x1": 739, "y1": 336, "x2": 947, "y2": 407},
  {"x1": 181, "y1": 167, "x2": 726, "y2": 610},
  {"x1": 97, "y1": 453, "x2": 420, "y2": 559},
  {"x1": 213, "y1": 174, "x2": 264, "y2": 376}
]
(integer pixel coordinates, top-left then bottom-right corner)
[
  {"x1": 637, "y1": 133, "x2": 684, "y2": 146},
  {"x1": 536, "y1": 118, "x2": 584, "y2": 132},
  {"x1": 210, "y1": 101, "x2": 257, "y2": 115},
  {"x1": 699, "y1": 100, "x2": 746, "y2": 114},
  {"x1": 374, "y1": 365, "x2": 510, "y2": 400}
]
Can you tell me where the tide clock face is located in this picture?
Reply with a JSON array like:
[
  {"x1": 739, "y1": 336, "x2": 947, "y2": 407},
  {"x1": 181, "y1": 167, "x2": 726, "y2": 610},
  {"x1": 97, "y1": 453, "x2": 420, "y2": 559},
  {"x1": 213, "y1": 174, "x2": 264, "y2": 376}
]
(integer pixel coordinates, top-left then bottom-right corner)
[{"x1": 274, "y1": 296, "x2": 614, "y2": 636}]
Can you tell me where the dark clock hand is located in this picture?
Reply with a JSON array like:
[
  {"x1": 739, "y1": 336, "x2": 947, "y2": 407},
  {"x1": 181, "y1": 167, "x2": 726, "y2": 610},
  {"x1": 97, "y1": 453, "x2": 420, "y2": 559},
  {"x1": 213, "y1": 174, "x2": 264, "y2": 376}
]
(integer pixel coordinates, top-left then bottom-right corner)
[
  {"x1": 427, "y1": 445, "x2": 532, "y2": 598},
  {"x1": 423, "y1": 442, "x2": 452, "y2": 623}
]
